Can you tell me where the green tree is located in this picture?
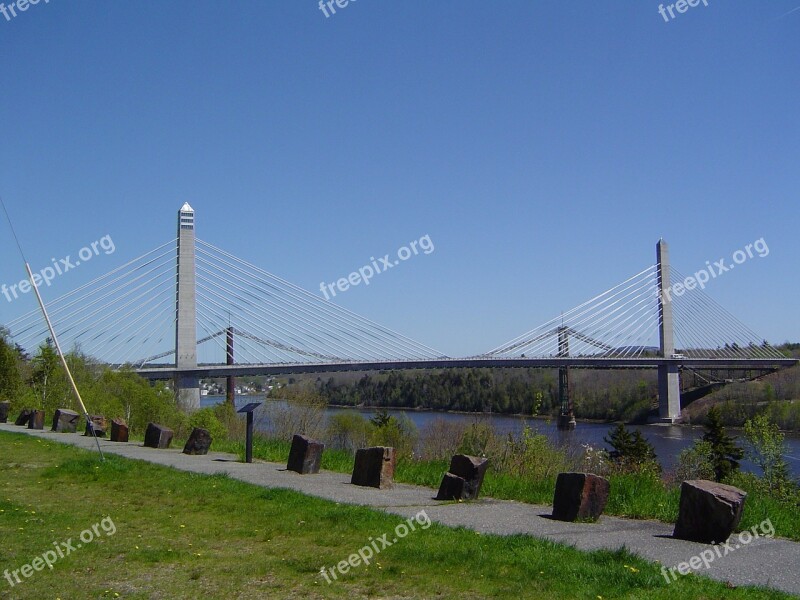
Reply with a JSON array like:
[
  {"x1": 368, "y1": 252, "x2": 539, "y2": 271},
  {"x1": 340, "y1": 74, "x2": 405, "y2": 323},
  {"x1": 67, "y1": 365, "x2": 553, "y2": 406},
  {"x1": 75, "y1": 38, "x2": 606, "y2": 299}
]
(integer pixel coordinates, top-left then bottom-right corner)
[
  {"x1": 743, "y1": 414, "x2": 791, "y2": 492},
  {"x1": 370, "y1": 407, "x2": 392, "y2": 428},
  {"x1": 95, "y1": 368, "x2": 181, "y2": 435},
  {"x1": 28, "y1": 341, "x2": 71, "y2": 412},
  {"x1": 604, "y1": 423, "x2": 660, "y2": 472},
  {"x1": 604, "y1": 423, "x2": 633, "y2": 460},
  {"x1": 675, "y1": 440, "x2": 716, "y2": 482},
  {"x1": 703, "y1": 406, "x2": 743, "y2": 481},
  {"x1": 369, "y1": 413, "x2": 418, "y2": 458},
  {"x1": 0, "y1": 327, "x2": 23, "y2": 401}
]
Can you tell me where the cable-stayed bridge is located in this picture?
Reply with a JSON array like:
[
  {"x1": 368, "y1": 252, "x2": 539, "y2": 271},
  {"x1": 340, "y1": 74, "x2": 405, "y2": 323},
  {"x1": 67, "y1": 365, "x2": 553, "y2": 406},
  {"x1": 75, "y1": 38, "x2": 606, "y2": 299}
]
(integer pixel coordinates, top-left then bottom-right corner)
[{"x1": 6, "y1": 205, "x2": 796, "y2": 426}]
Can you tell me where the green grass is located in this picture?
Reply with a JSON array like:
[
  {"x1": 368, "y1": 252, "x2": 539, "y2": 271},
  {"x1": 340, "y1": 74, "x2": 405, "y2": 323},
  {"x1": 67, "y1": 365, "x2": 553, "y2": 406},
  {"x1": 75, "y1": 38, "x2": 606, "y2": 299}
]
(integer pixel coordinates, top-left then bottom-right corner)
[
  {"x1": 0, "y1": 430, "x2": 793, "y2": 599},
  {"x1": 213, "y1": 435, "x2": 800, "y2": 541}
]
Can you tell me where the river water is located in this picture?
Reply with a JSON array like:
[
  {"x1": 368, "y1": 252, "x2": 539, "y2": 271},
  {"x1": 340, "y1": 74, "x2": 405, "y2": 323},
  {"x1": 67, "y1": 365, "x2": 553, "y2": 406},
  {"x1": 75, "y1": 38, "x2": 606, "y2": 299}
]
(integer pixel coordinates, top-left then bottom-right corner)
[{"x1": 201, "y1": 395, "x2": 800, "y2": 476}]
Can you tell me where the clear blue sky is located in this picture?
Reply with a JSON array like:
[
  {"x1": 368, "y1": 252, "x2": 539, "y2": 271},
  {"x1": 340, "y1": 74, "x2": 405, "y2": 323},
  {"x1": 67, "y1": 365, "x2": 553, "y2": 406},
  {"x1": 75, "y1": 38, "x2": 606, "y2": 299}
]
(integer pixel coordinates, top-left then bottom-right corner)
[{"x1": 1, "y1": 0, "x2": 798, "y2": 358}]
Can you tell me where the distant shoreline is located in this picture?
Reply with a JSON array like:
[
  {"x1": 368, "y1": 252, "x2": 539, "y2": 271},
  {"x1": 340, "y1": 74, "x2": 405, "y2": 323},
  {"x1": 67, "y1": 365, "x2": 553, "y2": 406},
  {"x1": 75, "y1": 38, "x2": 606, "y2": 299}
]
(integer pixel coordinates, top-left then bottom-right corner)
[{"x1": 208, "y1": 396, "x2": 800, "y2": 435}]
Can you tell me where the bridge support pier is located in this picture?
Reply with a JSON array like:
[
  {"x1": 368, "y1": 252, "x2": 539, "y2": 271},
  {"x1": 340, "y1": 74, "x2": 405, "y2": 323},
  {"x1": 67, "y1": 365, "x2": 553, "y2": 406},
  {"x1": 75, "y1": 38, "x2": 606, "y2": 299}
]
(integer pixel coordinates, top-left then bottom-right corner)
[
  {"x1": 556, "y1": 326, "x2": 576, "y2": 430},
  {"x1": 657, "y1": 365, "x2": 681, "y2": 421},
  {"x1": 175, "y1": 374, "x2": 200, "y2": 411},
  {"x1": 656, "y1": 240, "x2": 681, "y2": 422},
  {"x1": 175, "y1": 203, "x2": 200, "y2": 411},
  {"x1": 557, "y1": 366, "x2": 576, "y2": 431}
]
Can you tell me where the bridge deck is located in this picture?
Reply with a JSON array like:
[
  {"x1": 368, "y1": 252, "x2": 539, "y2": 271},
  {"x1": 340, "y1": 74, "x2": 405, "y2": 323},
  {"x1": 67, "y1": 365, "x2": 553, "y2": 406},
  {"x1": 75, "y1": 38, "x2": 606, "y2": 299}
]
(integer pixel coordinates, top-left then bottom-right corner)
[{"x1": 135, "y1": 357, "x2": 799, "y2": 379}]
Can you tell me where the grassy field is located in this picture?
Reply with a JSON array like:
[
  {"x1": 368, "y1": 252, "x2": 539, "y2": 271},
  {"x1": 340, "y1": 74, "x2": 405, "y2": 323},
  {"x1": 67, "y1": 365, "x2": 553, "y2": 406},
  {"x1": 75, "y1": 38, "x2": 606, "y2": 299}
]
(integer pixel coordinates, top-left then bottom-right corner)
[
  {"x1": 212, "y1": 435, "x2": 800, "y2": 542},
  {"x1": 1, "y1": 430, "x2": 790, "y2": 599}
]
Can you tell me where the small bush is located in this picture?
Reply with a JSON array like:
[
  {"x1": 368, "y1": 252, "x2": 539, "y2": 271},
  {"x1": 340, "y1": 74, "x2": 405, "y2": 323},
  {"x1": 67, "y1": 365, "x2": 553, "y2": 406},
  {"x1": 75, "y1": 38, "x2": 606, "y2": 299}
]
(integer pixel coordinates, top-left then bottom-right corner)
[
  {"x1": 161, "y1": 409, "x2": 190, "y2": 439},
  {"x1": 369, "y1": 414, "x2": 418, "y2": 459},
  {"x1": 418, "y1": 418, "x2": 468, "y2": 461},
  {"x1": 264, "y1": 387, "x2": 326, "y2": 441},
  {"x1": 672, "y1": 440, "x2": 716, "y2": 483},
  {"x1": 494, "y1": 426, "x2": 570, "y2": 480},
  {"x1": 457, "y1": 422, "x2": 496, "y2": 457},
  {"x1": 575, "y1": 443, "x2": 611, "y2": 476},
  {"x1": 326, "y1": 411, "x2": 373, "y2": 452},
  {"x1": 189, "y1": 407, "x2": 228, "y2": 442},
  {"x1": 213, "y1": 402, "x2": 246, "y2": 441},
  {"x1": 743, "y1": 414, "x2": 794, "y2": 495}
]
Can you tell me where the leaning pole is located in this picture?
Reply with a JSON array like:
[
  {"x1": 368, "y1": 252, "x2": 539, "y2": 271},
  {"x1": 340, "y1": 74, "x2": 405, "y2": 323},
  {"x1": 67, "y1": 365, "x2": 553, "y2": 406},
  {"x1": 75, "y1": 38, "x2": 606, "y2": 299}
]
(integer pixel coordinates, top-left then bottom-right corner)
[
  {"x1": 175, "y1": 202, "x2": 200, "y2": 411},
  {"x1": 656, "y1": 239, "x2": 681, "y2": 422}
]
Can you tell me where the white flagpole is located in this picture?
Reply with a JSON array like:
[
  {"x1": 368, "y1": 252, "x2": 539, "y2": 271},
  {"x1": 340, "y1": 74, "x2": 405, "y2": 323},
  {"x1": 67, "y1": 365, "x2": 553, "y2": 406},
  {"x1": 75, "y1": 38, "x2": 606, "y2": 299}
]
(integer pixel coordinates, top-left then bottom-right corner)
[
  {"x1": 1, "y1": 194, "x2": 104, "y2": 460},
  {"x1": 25, "y1": 263, "x2": 105, "y2": 460}
]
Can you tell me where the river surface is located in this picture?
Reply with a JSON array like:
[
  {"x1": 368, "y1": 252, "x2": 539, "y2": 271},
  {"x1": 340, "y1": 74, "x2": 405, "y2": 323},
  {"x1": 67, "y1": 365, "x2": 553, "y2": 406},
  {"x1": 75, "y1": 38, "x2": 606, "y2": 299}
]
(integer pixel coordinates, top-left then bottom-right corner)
[{"x1": 201, "y1": 395, "x2": 800, "y2": 476}]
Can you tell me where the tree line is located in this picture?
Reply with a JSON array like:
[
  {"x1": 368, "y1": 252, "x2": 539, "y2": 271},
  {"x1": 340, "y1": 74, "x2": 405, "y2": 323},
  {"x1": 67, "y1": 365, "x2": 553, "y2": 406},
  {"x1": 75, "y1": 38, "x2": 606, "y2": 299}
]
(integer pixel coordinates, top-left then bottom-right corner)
[
  {"x1": 313, "y1": 367, "x2": 657, "y2": 422},
  {"x1": 0, "y1": 327, "x2": 183, "y2": 435}
]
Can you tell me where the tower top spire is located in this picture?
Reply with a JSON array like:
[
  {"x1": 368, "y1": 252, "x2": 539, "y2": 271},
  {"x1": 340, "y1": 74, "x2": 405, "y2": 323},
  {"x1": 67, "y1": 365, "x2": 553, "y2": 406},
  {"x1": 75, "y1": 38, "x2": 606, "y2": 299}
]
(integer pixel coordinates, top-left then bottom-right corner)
[{"x1": 178, "y1": 203, "x2": 195, "y2": 231}]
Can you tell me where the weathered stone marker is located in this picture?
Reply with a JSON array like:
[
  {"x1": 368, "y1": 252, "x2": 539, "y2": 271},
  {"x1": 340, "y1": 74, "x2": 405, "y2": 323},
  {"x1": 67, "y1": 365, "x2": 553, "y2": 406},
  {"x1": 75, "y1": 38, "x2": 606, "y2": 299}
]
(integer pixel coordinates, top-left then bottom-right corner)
[
  {"x1": 110, "y1": 418, "x2": 129, "y2": 442},
  {"x1": 552, "y1": 472, "x2": 610, "y2": 522},
  {"x1": 287, "y1": 434, "x2": 324, "y2": 474},
  {"x1": 435, "y1": 454, "x2": 490, "y2": 501},
  {"x1": 14, "y1": 408, "x2": 33, "y2": 426},
  {"x1": 183, "y1": 427, "x2": 213, "y2": 455},
  {"x1": 144, "y1": 422, "x2": 174, "y2": 449},
  {"x1": 351, "y1": 446, "x2": 396, "y2": 489},
  {"x1": 28, "y1": 410, "x2": 45, "y2": 430},
  {"x1": 673, "y1": 479, "x2": 747, "y2": 544},
  {"x1": 52, "y1": 408, "x2": 80, "y2": 433},
  {"x1": 84, "y1": 415, "x2": 108, "y2": 437},
  {"x1": 0, "y1": 401, "x2": 9, "y2": 423}
]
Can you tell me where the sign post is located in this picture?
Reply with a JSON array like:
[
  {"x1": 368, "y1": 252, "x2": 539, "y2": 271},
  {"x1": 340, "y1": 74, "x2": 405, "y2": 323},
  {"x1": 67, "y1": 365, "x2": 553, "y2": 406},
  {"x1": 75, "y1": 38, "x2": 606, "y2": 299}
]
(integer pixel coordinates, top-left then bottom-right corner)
[{"x1": 237, "y1": 402, "x2": 262, "y2": 463}]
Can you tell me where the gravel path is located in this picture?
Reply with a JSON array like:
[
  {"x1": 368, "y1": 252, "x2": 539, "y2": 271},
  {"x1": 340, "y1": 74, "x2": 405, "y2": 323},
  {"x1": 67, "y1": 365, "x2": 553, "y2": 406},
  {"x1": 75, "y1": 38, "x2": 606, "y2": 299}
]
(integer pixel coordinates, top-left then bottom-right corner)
[{"x1": 2, "y1": 423, "x2": 798, "y2": 596}]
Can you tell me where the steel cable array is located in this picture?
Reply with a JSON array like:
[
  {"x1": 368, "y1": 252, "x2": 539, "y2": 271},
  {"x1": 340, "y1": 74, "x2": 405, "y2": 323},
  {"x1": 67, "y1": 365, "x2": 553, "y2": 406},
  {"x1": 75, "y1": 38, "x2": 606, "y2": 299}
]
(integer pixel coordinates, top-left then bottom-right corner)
[{"x1": 486, "y1": 264, "x2": 784, "y2": 360}]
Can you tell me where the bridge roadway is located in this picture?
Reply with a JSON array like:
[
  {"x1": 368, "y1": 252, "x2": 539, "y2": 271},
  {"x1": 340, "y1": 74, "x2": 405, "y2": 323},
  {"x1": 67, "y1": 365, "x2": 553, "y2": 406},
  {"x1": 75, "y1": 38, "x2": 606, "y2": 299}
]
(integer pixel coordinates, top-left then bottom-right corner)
[{"x1": 134, "y1": 357, "x2": 799, "y2": 380}]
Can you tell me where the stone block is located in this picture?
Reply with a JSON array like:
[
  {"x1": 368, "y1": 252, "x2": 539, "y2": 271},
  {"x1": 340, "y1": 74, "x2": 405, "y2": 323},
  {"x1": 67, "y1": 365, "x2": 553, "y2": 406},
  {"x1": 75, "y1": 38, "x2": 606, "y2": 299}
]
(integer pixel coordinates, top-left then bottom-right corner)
[
  {"x1": 552, "y1": 472, "x2": 610, "y2": 522},
  {"x1": 287, "y1": 434, "x2": 324, "y2": 474},
  {"x1": 14, "y1": 408, "x2": 33, "y2": 426},
  {"x1": 144, "y1": 422, "x2": 173, "y2": 449},
  {"x1": 84, "y1": 415, "x2": 108, "y2": 437},
  {"x1": 435, "y1": 454, "x2": 490, "y2": 501},
  {"x1": 28, "y1": 410, "x2": 45, "y2": 430},
  {"x1": 110, "y1": 418, "x2": 129, "y2": 442},
  {"x1": 673, "y1": 479, "x2": 747, "y2": 544},
  {"x1": 52, "y1": 408, "x2": 80, "y2": 433},
  {"x1": 436, "y1": 472, "x2": 467, "y2": 500},
  {"x1": 183, "y1": 427, "x2": 213, "y2": 455},
  {"x1": 351, "y1": 446, "x2": 396, "y2": 489}
]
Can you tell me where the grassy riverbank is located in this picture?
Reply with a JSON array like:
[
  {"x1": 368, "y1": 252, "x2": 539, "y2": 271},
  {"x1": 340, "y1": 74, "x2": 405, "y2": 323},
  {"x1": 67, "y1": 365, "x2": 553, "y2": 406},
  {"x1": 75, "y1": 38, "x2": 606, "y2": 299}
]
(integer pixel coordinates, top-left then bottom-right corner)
[{"x1": 0, "y1": 430, "x2": 793, "y2": 599}]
